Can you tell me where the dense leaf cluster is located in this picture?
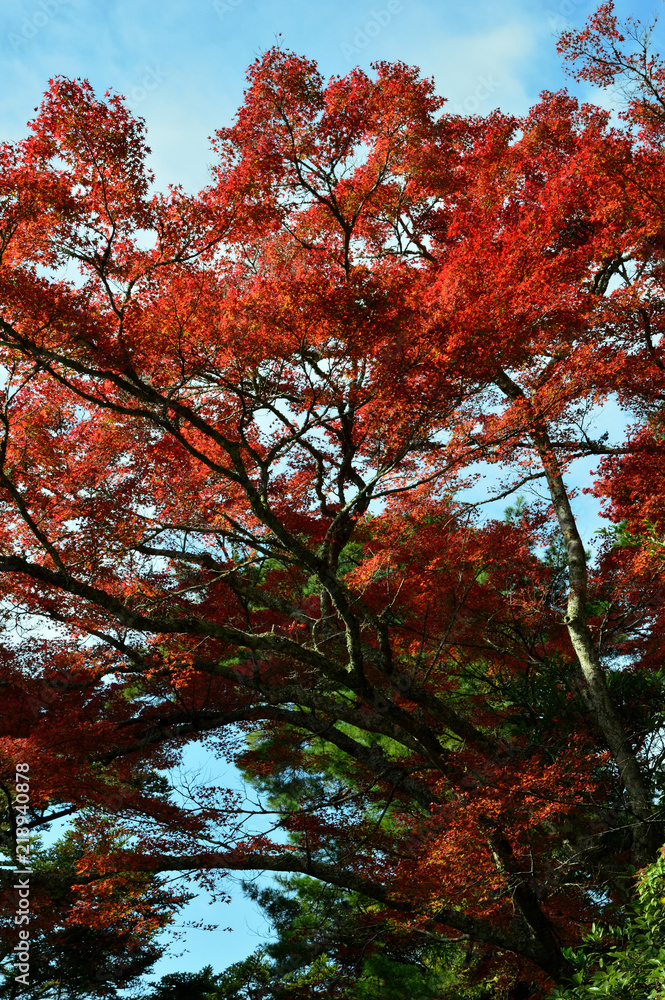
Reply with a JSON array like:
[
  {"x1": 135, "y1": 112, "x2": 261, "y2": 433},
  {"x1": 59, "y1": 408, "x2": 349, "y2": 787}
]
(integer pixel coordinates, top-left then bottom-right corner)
[{"x1": 3, "y1": 3, "x2": 665, "y2": 996}]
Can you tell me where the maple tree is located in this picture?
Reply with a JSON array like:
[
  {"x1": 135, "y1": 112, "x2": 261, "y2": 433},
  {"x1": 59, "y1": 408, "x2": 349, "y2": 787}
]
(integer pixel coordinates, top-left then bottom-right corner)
[
  {"x1": 2, "y1": 4, "x2": 665, "y2": 994},
  {"x1": 0, "y1": 812, "x2": 189, "y2": 997}
]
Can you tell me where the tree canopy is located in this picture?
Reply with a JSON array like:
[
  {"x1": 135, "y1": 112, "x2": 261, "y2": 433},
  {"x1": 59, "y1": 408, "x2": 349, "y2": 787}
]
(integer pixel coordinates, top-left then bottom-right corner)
[{"x1": 2, "y1": 3, "x2": 665, "y2": 995}]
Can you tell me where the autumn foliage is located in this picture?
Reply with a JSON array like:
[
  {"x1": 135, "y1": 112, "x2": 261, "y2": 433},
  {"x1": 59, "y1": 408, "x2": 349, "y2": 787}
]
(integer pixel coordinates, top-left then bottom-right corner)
[{"x1": 2, "y1": 4, "x2": 665, "y2": 995}]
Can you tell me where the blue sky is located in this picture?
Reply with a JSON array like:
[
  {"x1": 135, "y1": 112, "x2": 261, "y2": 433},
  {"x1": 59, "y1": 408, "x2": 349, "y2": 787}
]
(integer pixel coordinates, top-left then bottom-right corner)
[
  {"x1": 2, "y1": 0, "x2": 662, "y2": 984},
  {"x1": 1, "y1": 0, "x2": 658, "y2": 194}
]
